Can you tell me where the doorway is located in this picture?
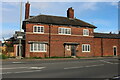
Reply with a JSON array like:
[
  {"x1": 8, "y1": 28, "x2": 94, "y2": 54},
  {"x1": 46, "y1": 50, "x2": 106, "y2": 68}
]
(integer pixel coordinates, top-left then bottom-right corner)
[
  {"x1": 71, "y1": 45, "x2": 76, "y2": 56},
  {"x1": 113, "y1": 46, "x2": 117, "y2": 56},
  {"x1": 16, "y1": 44, "x2": 23, "y2": 57}
]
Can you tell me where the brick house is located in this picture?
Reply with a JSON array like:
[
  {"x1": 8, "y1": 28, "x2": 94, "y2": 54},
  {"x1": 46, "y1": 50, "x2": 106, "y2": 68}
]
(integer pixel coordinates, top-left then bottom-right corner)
[{"x1": 14, "y1": 2, "x2": 120, "y2": 58}]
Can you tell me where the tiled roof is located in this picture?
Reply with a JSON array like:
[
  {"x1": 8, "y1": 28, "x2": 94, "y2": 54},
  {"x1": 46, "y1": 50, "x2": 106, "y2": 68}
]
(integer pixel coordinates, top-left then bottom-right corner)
[
  {"x1": 23, "y1": 15, "x2": 96, "y2": 29},
  {"x1": 94, "y1": 33, "x2": 120, "y2": 39}
]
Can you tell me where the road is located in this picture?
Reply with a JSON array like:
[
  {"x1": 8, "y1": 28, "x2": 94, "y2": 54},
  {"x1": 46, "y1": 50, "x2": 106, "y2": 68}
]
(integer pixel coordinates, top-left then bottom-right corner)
[{"x1": 1, "y1": 57, "x2": 119, "y2": 79}]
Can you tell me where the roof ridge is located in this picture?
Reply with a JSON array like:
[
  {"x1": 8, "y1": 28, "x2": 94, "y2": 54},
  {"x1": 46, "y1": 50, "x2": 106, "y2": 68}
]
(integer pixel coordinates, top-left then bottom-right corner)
[{"x1": 23, "y1": 14, "x2": 97, "y2": 28}]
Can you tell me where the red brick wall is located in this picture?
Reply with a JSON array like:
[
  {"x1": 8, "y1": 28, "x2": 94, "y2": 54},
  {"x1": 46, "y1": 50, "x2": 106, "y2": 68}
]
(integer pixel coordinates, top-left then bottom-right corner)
[
  {"x1": 94, "y1": 38, "x2": 119, "y2": 56},
  {"x1": 25, "y1": 23, "x2": 94, "y2": 57},
  {"x1": 102, "y1": 38, "x2": 119, "y2": 56},
  {"x1": 24, "y1": 23, "x2": 120, "y2": 58},
  {"x1": 94, "y1": 38, "x2": 102, "y2": 56}
]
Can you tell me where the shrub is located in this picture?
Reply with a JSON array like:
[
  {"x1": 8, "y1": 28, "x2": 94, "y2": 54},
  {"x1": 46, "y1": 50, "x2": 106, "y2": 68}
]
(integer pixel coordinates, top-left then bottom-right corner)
[{"x1": 0, "y1": 54, "x2": 8, "y2": 59}]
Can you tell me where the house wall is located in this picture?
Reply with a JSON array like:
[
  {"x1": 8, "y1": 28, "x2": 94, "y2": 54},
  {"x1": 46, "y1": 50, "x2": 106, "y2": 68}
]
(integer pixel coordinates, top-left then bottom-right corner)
[
  {"x1": 94, "y1": 38, "x2": 120, "y2": 56},
  {"x1": 25, "y1": 23, "x2": 95, "y2": 58},
  {"x1": 24, "y1": 23, "x2": 120, "y2": 58}
]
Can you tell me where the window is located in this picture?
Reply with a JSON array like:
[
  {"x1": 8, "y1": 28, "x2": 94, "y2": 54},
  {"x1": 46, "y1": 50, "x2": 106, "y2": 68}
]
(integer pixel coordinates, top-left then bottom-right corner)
[
  {"x1": 30, "y1": 43, "x2": 47, "y2": 52},
  {"x1": 33, "y1": 26, "x2": 44, "y2": 33},
  {"x1": 59, "y1": 27, "x2": 71, "y2": 35},
  {"x1": 82, "y1": 44, "x2": 90, "y2": 52},
  {"x1": 83, "y1": 29, "x2": 89, "y2": 36},
  {"x1": 66, "y1": 45, "x2": 71, "y2": 50}
]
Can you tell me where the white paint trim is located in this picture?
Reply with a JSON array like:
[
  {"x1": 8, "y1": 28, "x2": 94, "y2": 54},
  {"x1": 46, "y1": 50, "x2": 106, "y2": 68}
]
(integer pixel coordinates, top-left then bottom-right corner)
[
  {"x1": 30, "y1": 43, "x2": 47, "y2": 52},
  {"x1": 113, "y1": 46, "x2": 117, "y2": 56},
  {"x1": 82, "y1": 44, "x2": 90, "y2": 52},
  {"x1": 16, "y1": 45, "x2": 18, "y2": 56},
  {"x1": 58, "y1": 27, "x2": 71, "y2": 35},
  {"x1": 33, "y1": 25, "x2": 44, "y2": 34},
  {"x1": 83, "y1": 29, "x2": 89, "y2": 36}
]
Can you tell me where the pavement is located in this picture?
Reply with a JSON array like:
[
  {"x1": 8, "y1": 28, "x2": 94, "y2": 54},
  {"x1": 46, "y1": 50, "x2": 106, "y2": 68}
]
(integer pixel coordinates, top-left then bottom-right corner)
[{"x1": 0, "y1": 57, "x2": 120, "y2": 79}]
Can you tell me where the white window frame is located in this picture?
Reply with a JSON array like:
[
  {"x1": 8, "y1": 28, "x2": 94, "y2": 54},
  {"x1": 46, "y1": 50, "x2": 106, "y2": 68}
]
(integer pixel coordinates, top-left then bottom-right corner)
[
  {"x1": 58, "y1": 27, "x2": 71, "y2": 35},
  {"x1": 30, "y1": 43, "x2": 47, "y2": 52},
  {"x1": 33, "y1": 25, "x2": 44, "y2": 33},
  {"x1": 83, "y1": 29, "x2": 89, "y2": 36},
  {"x1": 82, "y1": 44, "x2": 90, "y2": 52}
]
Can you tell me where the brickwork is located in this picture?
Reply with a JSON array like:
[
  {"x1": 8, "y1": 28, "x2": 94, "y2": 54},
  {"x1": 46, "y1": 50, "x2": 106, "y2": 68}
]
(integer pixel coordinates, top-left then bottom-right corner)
[
  {"x1": 94, "y1": 38, "x2": 120, "y2": 56},
  {"x1": 25, "y1": 23, "x2": 95, "y2": 58}
]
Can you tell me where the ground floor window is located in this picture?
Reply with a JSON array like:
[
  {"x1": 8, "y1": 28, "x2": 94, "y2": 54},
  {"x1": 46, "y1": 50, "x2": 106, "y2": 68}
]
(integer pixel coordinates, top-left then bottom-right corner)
[
  {"x1": 82, "y1": 44, "x2": 90, "y2": 52},
  {"x1": 30, "y1": 43, "x2": 47, "y2": 52}
]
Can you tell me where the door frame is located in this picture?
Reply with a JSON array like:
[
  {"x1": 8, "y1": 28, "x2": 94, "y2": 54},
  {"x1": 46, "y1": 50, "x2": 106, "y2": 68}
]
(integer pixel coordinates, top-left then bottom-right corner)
[
  {"x1": 16, "y1": 45, "x2": 19, "y2": 56},
  {"x1": 113, "y1": 46, "x2": 117, "y2": 56}
]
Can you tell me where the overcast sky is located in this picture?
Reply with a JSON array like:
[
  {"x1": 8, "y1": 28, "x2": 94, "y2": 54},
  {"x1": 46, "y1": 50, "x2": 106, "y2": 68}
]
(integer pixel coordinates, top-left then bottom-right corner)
[{"x1": 1, "y1": 0, "x2": 119, "y2": 41}]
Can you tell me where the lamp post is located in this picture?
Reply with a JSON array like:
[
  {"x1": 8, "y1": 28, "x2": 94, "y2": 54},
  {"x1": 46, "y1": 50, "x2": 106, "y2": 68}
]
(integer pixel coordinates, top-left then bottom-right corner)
[{"x1": 18, "y1": 1, "x2": 22, "y2": 59}]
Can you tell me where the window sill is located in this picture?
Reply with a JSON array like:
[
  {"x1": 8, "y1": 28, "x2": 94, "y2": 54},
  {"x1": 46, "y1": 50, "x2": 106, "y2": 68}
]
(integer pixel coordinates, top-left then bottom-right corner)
[
  {"x1": 83, "y1": 35, "x2": 89, "y2": 36},
  {"x1": 82, "y1": 51, "x2": 90, "y2": 52},
  {"x1": 30, "y1": 51, "x2": 47, "y2": 52},
  {"x1": 33, "y1": 32, "x2": 44, "y2": 34},
  {"x1": 59, "y1": 33, "x2": 71, "y2": 35}
]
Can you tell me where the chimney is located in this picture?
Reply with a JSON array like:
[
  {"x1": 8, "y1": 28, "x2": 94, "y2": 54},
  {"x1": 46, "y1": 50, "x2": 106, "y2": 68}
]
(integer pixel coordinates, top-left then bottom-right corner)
[
  {"x1": 67, "y1": 7, "x2": 74, "y2": 18},
  {"x1": 25, "y1": 2, "x2": 30, "y2": 19},
  {"x1": 119, "y1": 31, "x2": 120, "y2": 34},
  {"x1": 109, "y1": 32, "x2": 112, "y2": 34}
]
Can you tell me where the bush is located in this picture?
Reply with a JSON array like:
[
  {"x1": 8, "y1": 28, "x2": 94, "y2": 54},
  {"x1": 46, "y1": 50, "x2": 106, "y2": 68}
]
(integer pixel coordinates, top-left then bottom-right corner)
[{"x1": 0, "y1": 54, "x2": 8, "y2": 59}]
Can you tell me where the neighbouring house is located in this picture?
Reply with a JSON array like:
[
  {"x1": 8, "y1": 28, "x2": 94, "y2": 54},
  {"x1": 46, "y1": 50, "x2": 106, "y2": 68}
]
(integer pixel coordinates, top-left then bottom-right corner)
[
  {"x1": 5, "y1": 31, "x2": 25, "y2": 57},
  {"x1": 0, "y1": 40, "x2": 14, "y2": 57},
  {"x1": 12, "y1": 2, "x2": 120, "y2": 58}
]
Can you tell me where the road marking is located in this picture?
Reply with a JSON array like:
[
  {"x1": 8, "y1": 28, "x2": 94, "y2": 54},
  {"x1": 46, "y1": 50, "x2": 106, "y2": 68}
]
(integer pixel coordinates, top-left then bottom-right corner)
[
  {"x1": 1, "y1": 67, "x2": 46, "y2": 70},
  {"x1": 0, "y1": 67, "x2": 28, "y2": 70},
  {"x1": 64, "y1": 64, "x2": 104, "y2": 69},
  {"x1": 29, "y1": 67, "x2": 45, "y2": 70},
  {"x1": 100, "y1": 60, "x2": 115, "y2": 64},
  {"x1": 14, "y1": 70, "x2": 42, "y2": 74},
  {"x1": 2, "y1": 70, "x2": 42, "y2": 74},
  {"x1": 12, "y1": 62, "x2": 23, "y2": 64},
  {"x1": 2, "y1": 67, "x2": 45, "y2": 74}
]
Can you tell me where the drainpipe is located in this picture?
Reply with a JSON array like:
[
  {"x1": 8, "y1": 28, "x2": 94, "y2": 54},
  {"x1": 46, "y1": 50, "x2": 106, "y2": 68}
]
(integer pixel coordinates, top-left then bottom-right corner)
[
  {"x1": 101, "y1": 38, "x2": 103, "y2": 57},
  {"x1": 48, "y1": 24, "x2": 52, "y2": 58}
]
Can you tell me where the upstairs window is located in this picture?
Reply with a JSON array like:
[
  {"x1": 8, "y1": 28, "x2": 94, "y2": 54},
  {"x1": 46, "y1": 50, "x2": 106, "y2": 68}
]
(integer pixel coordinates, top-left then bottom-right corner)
[
  {"x1": 33, "y1": 26, "x2": 44, "y2": 33},
  {"x1": 82, "y1": 44, "x2": 90, "y2": 52},
  {"x1": 83, "y1": 29, "x2": 89, "y2": 36},
  {"x1": 59, "y1": 27, "x2": 71, "y2": 35}
]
